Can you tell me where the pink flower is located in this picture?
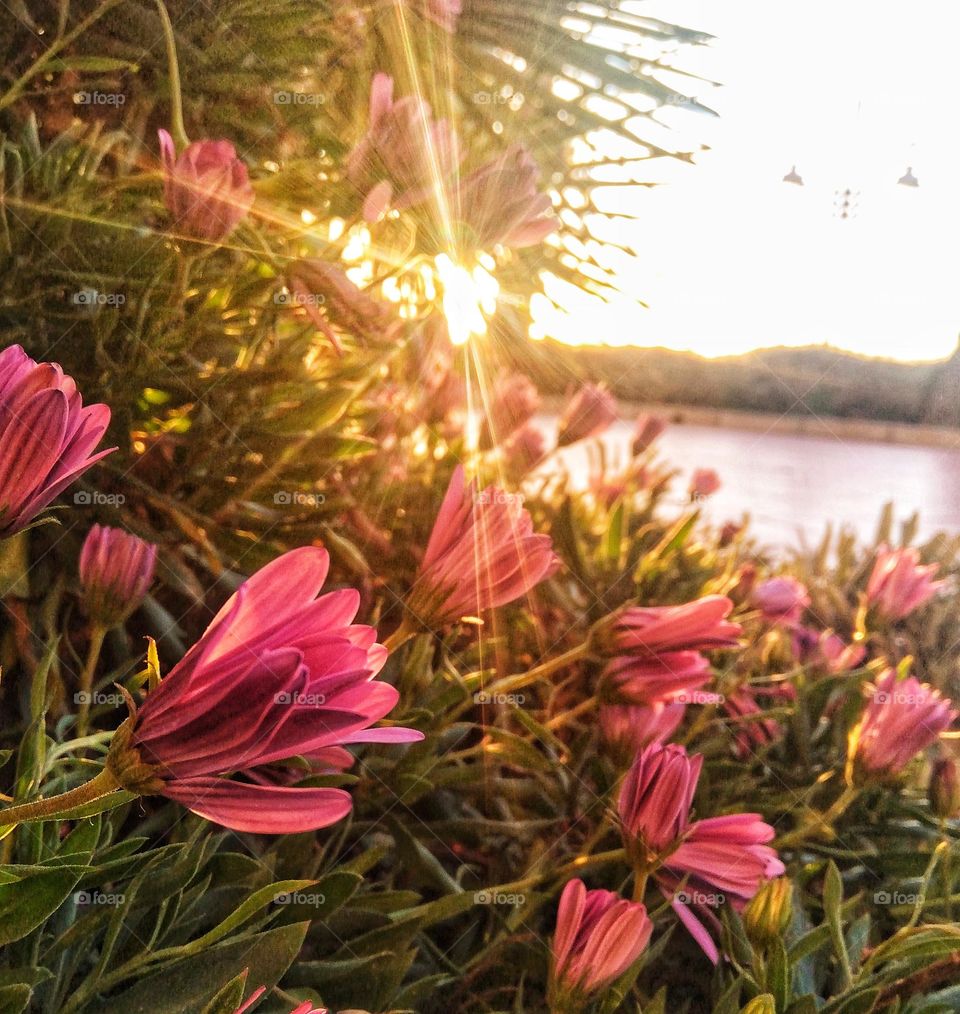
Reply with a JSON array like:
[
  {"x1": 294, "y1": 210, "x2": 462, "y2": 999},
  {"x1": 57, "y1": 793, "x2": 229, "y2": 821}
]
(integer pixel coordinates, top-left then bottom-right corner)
[
  {"x1": 602, "y1": 651, "x2": 712, "y2": 706},
  {"x1": 618, "y1": 743, "x2": 702, "y2": 863},
  {"x1": 346, "y1": 73, "x2": 461, "y2": 222},
  {"x1": 286, "y1": 259, "x2": 397, "y2": 353},
  {"x1": 556, "y1": 383, "x2": 618, "y2": 446},
  {"x1": 406, "y1": 466, "x2": 560, "y2": 627},
  {"x1": 751, "y1": 576, "x2": 810, "y2": 626},
  {"x1": 0, "y1": 345, "x2": 114, "y2": 538},
  {"x1": 549, "y1": 879, "x2": 652, "y2": 1008},
  {"x1": 632, "y1": 413, "x2": 666, "y2": 455},
  {"x1": 724, "y1": 687, "x2": 782, "y2": 759},
  {"x1": 501, "y1": 424, "x2": 546, "y2": 478},
  {"x1": 818, "y1": 633, "x2": 865, "y2": 672},
  {"x1": 866, "y1": 544, "x2": 944, "y2": 620},
  {"x1": 158, "y1": 130, "x2": 253, "y2": 242},
  {"x1": 849, "y1": 669, "x2": 955, "y2": 780},
  {"x1": 660, "y1": 813, "x2": 785, "y2": 963},
  {"x1": 609, "y1": 596, "x2": 741, "y2": 656},
  {"x1": 107, "y1": 548, "x2": 422, "y2": 833},
  {"x1": 599, "y1": 701, "x2": 685, "y2": 764},
  {"x1": 792, "y1": 626, "x2": 865, "y2": 673},
  {"x1": 689, "y1": 468, "x2": 721, "y2": 499},
  {"x1": 617, "y1": 743, "x2": 783, "y2": 962},
  {"x1": 79, "y1": 524, "x2": 157, "y2": 626},
  {"x1": 454, "y1": 145, "x2": 555, "y2": 249},
  {"x1": 481, "y1": 373, "x2": 540, "y2": 446}
]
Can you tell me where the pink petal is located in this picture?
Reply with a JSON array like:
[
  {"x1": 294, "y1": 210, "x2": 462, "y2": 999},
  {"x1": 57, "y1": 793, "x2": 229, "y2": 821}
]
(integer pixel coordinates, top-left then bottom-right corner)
[{"x1": 162, "y1": 778, "x2": 353, "y2": 833}]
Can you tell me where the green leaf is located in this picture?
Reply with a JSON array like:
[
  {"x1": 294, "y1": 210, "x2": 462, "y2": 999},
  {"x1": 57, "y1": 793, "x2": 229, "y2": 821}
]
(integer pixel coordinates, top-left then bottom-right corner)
[
  {"x1": 0, "y1": 866, "x2": 84, "y2": 945},
  {"x1": 89, "y1": 921, "x2": 309, "y2": 1014},
  {"x1": 188, "y1": 879, "x2": 316, "y2": 951},
  {"x1": 766, "y1": 937, "x2": 790, "y2": 1012},
  {"x1": 0, "y1": 984, "x2": 31, "y2": 1014},
  {"x1": 823, "y1": 861, "x2": 852, "y2": 986},
  {"x1": 199, "y1": 970, "x2": 250, "y2": 1014},
  {"x1": 822, "y1": 987, "x2": 881, "y2": 1014}
]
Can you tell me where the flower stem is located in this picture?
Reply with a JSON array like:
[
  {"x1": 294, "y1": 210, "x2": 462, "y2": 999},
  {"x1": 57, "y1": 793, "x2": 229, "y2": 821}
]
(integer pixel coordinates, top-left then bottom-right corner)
[
  {"x1": 940, "y1": 823, "x2": 953, "y2": 921},
  {"x1": 775, "y1": 784, "x2": 859, "y2": 850},
  {"x1": 76, "y1": 624, "x2": 107, "y2": 737},
  {"x1": 0, "y1": 768, "x2": 121, "y2": 826},
  {"x1": 545, "y1": 696, "x2": 595, "y2": 730},
  {"x1": 484, "y1": 643, "x2": 591, "y2": 696},
  {"x1": 384, "y1": 618, "x2": 417, "y2": 653},
  {"x1": 153, "y1": 0, "x2": 189, "y2": 149},
  {"x1": 632, "y1": 872, "x2": 649, "y2": 902}
]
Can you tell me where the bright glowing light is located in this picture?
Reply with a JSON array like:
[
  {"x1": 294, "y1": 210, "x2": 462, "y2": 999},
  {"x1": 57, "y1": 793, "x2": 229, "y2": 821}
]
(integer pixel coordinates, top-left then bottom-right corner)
[
  {"x1": 538, "y1": 0, "x2": 960, "y2": 362},
  {"x1": 342, "y1": 226, "x2": 371, "y2": 263},
  {"x1": 435, "y1": 254, "x2": 500, "y2": 346}
]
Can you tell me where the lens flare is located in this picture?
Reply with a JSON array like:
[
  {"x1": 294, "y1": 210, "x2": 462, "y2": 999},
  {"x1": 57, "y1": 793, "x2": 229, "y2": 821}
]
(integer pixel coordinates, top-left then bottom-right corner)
[{"x1": 435, "y1": 253, "x2": 499, "y2": 345}]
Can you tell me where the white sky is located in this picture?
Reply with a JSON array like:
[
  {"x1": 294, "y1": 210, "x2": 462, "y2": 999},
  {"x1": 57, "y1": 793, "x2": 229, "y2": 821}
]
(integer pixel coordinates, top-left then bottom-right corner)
[{"x1": 533, "y1": 0, "x2": 960, "y2": 361}]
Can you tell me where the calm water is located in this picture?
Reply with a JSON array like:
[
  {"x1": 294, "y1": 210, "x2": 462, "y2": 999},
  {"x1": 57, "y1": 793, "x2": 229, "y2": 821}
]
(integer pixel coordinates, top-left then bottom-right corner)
[{"x1": 544, "y1": 417, "x2": 960, "y2": 548}]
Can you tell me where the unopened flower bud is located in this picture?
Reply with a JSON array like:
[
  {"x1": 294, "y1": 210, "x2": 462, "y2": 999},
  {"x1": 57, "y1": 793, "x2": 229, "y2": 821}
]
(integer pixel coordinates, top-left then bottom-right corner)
[
  {"x1": 743, "y1": 876, "x2": 792, "y2": 947},
  {"x1": 740, "y1": 996, "x2": 776, "y2": 1014},
  {"x1": 929, "y1": 755, "x2": 960, "y2": 819}
]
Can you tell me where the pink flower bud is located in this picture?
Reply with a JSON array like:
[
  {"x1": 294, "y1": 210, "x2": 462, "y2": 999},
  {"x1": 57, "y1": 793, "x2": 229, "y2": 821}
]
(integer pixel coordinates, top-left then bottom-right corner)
[
  {"x1": 751, "y1": 576, "x2": 810, "y2": 626},
  {"x1": 79, "y1": 525, "x2": 157, "y2": 627},
  {"x1": 609, "y1": 596, "x2": 741, "y2": 656},
  {"x1": 501, "y1": 424, "x2": 547, "y2": 479},
  {"x1": 556, "y1": 384, "x2": 618, "y2": 446},
  {"x1": 599, "y1": 702, "x2": 686, "y2": 765},
  {"x1": 618, "y1": 743, "x2": 702, "y2": 864},
  {"x1": 454, "y1": 145, "x2": 555, "y2": 249},
  {"x1": 866, "y1": 544, "x2": 944, "y2": 620},
  {"x1": 930, "y1": 754, "x2": 960, "y2": 819},
  {"x1": 689, "y1": 467, "x2": 721, "y2": 500},
  {"x1": 407, "y1": 466, "x2": 560, "y2": 627},
  {"x1": 285, "y1": 259, "x2": 398, "y2": 353},
  {"x1": 549, "y1": 879, "x2": 651, "y2": 1008},
  {"x1": 158, "y1": 130, "x2": 253, "y2": 242},
  {"x1": 632, "y1": 413, "x2": 666, "y2": 455}
]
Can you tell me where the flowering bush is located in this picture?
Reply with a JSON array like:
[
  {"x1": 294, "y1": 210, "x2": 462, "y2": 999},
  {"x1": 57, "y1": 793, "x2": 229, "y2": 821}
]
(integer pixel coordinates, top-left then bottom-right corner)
[{"x1": 0, "y1": 3, "x2": 959, "y2": 1013}]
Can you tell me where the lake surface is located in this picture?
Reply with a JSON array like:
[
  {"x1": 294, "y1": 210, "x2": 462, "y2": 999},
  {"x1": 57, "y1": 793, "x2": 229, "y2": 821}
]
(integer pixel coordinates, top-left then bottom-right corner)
[{"x1": 543, "y1": 417, "x2": 960, "y2": 549}]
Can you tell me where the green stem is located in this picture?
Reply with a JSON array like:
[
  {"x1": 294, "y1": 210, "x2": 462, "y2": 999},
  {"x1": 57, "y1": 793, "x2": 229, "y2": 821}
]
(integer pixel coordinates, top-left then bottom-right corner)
[
  {"x1": 153, "y1": 0, "x2": 189, "y2": 149},
  {"x1": 76, "y1": 624, "x2": 107, "y2": 737},
  {"x1": 632, "y1": 871, "x2": 649, "y2": 902},
  {"x1": 0, "y1": 768, "x2": 120, "y2": 826},
  {"x1": 0, "y1": 0, "x2": 125, "y2": 113},
  {"x1": 545, "y1": 696, "x2": 595, "y2": 730},
  {"x1": 384, "y1": 617, "x2": 417, "y2": 654},
  {"x1": 941, "y1": 823, "x2": 954, "y2": 921},
  {"x1": 484, "y1": 643, "x2": 592, "y2": 697},
  {"x1": 775, "y1": 784, "x2": 859, "y2": 850}
]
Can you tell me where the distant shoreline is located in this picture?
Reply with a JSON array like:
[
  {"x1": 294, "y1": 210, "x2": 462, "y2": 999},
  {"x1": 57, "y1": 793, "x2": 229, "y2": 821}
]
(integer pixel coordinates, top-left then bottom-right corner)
[{"x1": 544, "y1": 397, "x2": 960, "y2": 449}]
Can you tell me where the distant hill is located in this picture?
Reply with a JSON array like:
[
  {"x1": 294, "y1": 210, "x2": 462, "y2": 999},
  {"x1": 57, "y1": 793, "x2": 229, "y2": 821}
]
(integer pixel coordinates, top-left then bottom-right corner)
[{"x1": 506, "y1": 339, "x2": 960, "y2": 427}]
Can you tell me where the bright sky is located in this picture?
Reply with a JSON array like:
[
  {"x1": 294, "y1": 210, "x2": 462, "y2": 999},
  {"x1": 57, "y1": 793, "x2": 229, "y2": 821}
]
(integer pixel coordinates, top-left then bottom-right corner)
[{"x1": 532, "y1": 0, "x2": 960, "y2": 361}]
